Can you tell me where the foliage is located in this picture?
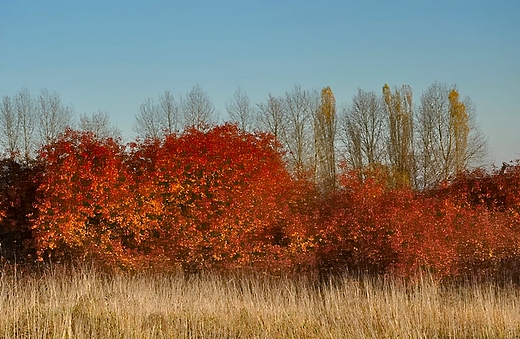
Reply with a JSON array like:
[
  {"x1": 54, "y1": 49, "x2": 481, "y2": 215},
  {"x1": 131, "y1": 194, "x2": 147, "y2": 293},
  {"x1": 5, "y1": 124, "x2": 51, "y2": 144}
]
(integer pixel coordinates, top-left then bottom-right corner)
[
  {"x1": 28, "y1": 125, "x2": 304, "y2": 272},
  {"x1": 313, "y1": 163, "x2": 520, "y2": 280},
  {"x1": 129, "y1": 124, "x2": 300, "y2": 272},
  {"x1": 314, "y1": 86, "x2": 337, "y2": 193},
  {"x1": 382, "y1": 84, "x2": 414, "y2": 187},
  {"x1": 32, "y1": 129, "x2": 146, "y2": 268},
  {"x1": 0, "y1": 123, "x2": 517, "y2": 282},
  {"x1": 0, "y1": 157, "x2": 41, "y2": 261}
]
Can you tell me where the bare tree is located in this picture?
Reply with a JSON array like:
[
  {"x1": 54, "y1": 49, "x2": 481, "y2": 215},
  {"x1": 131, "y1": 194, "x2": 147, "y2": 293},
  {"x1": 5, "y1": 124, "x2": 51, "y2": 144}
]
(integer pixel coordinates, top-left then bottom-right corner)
[
  {"x1": 255, "y1": 93, "x2": 286, "y2": 140},
  {"x1": 80, "y1": 111, "x2": 121, "y2": 139},
  {"x1": 15, "y1": 88, "x2": 36, "y2": 161},
  {"x1": 37, "y1": 89, "x2": 73, "y2": 146},
  {"x1": 283, "y1": 85, "x2": 317, "y2": 178},
  {"x1": 340, "y1": 89, "x2": 387, "y2": 173},
  {"x1": 0, "y1": 95, "x2": 19, "y2": 156},
  {"x1": 159, "y1": 90, "x2": 181, "y2": 135},
  {"x1": 182, "y1": 85, "x2": 215, "y2": 130},
  {"x1": 134, "y1": 98, "x2": 163, "y2": 139},
  {"x1": 134, "y1": 91, "x2": 181, "y2": 139},
  {"x1": 416, "y1": 83, "x2": 488, "y2": 188},
  {"x1": 416, "y1": 82, "x2": 452, "y2": 188},
  {"x1": 343, "y1": 118, "x2": 363, "y2": 172},
  {"x1": 226, "y1": 87, "x2": 253, "y2": 132},
  {"x1": 255, "y1": 86, "x2": 321, "y2": 179},
  {"x1": 460, "y1": 97, "x2": 489, "y2": 169}
]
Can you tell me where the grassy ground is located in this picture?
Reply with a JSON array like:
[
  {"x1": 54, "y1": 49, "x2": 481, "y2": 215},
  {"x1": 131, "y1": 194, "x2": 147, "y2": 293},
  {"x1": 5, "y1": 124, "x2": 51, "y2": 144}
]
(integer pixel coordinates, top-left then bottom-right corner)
[{"x1": 0, "y1": 264, "x2": 519, "y2": 338}]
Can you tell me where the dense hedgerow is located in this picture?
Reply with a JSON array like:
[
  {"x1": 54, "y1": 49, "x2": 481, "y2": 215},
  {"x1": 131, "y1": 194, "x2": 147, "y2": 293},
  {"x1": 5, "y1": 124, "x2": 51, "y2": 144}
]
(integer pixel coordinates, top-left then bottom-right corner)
[{"x1": 0, "y1": 125, "x2": 519, "y2": 281}]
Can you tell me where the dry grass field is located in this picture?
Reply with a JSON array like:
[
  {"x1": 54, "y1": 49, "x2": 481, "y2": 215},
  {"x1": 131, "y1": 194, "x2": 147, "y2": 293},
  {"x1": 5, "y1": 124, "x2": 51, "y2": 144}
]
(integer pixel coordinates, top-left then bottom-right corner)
[{"x1": 0, "y1": 264, "x2": 519, "y2": 338}]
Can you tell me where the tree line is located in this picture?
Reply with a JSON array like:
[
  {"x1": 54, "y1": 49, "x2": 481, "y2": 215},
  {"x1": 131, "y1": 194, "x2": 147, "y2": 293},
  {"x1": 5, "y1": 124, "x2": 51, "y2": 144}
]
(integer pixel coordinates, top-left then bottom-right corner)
[
  {"x1": 132, "y1": 82, "x2": 488, "y2": 190},
  {"x1": 0, "y1": 88, "x2": 120, "y2": 161},
  {"x1": 0, "y1": 82, "x2": 508, "y2": 280},
  {"x1": 1, "y1": 83, "x2": 488, "y2": 190}
]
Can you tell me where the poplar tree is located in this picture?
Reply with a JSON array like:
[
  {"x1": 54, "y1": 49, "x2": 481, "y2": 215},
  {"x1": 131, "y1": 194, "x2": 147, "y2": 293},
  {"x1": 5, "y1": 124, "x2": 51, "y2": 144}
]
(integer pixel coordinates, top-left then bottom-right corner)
[
  {"x1": 382, "y1": 84, "x2": 414, "y2": 187},
  {"x1": 449, "y1": 89, "x2": 470, "y2": 175},
  {"x1": 314, "y1": 86, "x2": 337, "y2": 192}
]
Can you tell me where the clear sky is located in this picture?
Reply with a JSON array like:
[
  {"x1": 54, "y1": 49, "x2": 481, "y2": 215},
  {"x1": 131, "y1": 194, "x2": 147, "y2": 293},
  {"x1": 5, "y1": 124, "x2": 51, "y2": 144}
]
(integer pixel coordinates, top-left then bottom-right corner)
[{"x1": 1, "y1": 0, "x2": 519, "y2": 165}]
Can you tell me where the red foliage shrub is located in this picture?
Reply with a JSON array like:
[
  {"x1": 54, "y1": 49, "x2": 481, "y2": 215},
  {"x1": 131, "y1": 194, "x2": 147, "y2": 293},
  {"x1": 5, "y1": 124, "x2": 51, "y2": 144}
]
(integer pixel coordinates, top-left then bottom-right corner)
[
  {"x1": 32, "y1": 129, "x2": 148, "y2": 268},
  {"x1": 425, "y1": 162, "x2": 520, "y2": 278},
  {"x1": 105, "y1": 124, "x2": 303, "y2": 272},
  {"x1": 313, "y1": 168, "x2": 398, "y2": 275},
  {"x1": 434, "y1": 161, "x2": 520, "y2": 211},
  {"x1": 313, "y1": 162, "x2": 520, "y2": 281}
]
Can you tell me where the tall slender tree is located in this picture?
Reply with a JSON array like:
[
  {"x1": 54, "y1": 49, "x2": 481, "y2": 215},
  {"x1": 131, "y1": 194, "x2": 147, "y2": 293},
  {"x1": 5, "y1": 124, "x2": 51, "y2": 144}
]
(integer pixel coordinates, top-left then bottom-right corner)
[
  {"x1": 382, "y1": 84, "x2": 414, "y2": 187},
  {"x1": 449, "y1": 89, "x2": 470, "y2": 175},
  {"x1": 314, "y1": 86, "x2": 337, "y2": 192},
  {"x1": 135, "y1": 91, "x2": 181, "y2": 140}
]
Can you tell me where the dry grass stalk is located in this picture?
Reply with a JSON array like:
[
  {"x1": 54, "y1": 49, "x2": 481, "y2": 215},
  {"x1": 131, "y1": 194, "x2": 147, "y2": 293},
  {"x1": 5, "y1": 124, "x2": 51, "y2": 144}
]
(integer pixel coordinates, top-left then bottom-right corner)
[{"x1": 0, "y1": 265, "x2": 519, "y2": 338}]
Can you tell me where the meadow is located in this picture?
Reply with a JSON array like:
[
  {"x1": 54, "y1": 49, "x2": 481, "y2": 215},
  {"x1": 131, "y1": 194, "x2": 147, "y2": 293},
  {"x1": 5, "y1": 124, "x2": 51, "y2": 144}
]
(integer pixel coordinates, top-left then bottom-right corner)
[{"x1": 1, "y1": 264, "x2": 519, "y2": 339}]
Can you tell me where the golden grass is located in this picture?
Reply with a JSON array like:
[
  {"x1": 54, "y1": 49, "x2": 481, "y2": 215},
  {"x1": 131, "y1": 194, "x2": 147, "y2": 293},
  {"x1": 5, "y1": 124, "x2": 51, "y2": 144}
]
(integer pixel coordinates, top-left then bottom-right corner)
[{"x1": 0, "y1": 264, "x2": 519, "y2": 338}]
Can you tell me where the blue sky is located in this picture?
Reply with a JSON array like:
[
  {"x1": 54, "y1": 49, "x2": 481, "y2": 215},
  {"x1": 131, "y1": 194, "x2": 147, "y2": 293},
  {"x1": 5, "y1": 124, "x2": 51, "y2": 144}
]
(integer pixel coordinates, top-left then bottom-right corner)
[{"x1": 1, "y1": 0, "x2": 519, "y2": 164}]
